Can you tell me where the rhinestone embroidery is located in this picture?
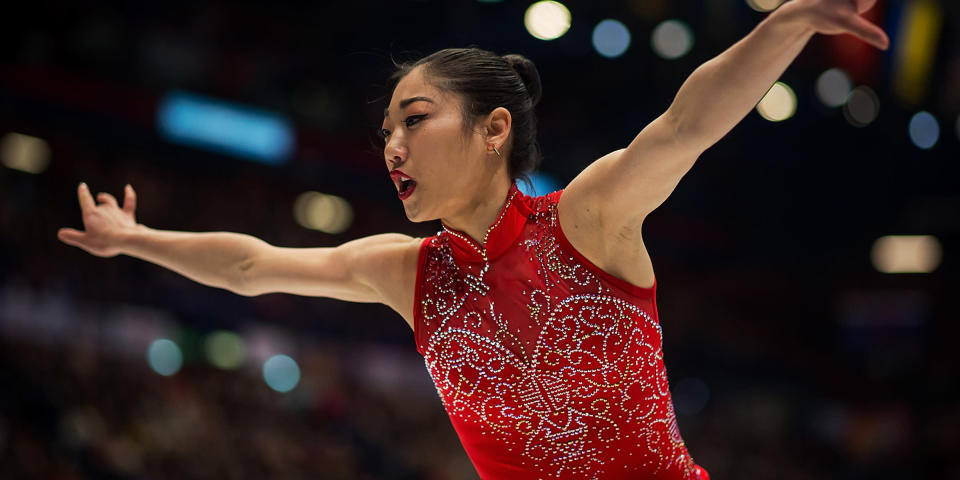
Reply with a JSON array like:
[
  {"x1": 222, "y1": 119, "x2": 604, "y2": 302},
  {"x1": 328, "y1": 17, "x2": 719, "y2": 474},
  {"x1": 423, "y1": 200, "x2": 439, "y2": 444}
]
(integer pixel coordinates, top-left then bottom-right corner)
[{"x1": 418, "y1": 188, "x2": 699, "y2": 479}]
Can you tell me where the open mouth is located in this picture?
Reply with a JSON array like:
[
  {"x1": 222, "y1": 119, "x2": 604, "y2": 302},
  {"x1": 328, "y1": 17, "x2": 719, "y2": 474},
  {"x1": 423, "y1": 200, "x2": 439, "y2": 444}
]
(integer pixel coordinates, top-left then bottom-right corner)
[
  {"x1": 398, "y1": 179, "x2": 417, "y2": 199},
  {"x1": 390, "y1": 170, "x2": 417, "y2": 200}
]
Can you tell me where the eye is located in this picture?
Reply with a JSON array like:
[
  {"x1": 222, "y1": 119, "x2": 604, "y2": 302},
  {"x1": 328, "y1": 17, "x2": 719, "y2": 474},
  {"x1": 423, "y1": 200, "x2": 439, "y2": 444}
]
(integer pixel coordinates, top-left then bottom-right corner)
[
  {"x1": 404, "y1": 114, "x2": 426, "y2": 127},
  {"x1": 378, "y1": 115, "x2": 426, "y2": 140}
]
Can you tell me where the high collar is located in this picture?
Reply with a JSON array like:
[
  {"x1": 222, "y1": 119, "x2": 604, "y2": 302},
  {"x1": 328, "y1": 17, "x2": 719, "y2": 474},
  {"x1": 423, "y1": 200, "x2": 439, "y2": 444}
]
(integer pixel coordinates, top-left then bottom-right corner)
[{"x1": 440, "y1": 182, "x2": 532, "y2": 263}]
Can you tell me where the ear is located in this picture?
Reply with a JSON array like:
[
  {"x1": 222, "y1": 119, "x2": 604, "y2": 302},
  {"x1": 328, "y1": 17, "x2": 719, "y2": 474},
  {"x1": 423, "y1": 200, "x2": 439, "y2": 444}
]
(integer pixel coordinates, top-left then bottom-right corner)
[{"x1": 482, "y1": 107, "x2": 512, "y2": 151}]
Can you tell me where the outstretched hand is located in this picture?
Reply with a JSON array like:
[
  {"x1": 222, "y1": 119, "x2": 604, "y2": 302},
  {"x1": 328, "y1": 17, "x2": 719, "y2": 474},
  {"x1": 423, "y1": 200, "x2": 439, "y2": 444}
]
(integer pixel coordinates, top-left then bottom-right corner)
[
  {"x1": 789, "y1": 0, "x2": 889, "y2": 50},
  {"x1": 57, "y1": 183, "x2": 139, "y2": 257}
]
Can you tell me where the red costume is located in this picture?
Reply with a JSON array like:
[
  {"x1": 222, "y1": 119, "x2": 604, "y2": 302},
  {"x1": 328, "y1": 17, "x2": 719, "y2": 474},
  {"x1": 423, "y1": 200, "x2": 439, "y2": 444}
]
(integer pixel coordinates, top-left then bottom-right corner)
[{"x1": 414, "y1": 182, "x2": 709, "y2": 480}]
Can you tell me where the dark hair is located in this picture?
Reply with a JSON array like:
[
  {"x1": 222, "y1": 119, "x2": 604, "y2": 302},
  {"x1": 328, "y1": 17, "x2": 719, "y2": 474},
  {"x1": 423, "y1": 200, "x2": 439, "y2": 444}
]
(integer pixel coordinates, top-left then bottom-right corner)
[{"x1": 389, "y1": 47, "x2": 543, "y2": 189}]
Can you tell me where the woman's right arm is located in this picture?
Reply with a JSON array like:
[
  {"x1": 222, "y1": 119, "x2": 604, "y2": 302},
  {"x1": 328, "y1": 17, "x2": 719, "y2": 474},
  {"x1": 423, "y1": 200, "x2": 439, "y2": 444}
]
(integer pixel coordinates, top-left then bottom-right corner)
[{"x1": 57, "y1": 183, "x2": 421, "y2": 317}]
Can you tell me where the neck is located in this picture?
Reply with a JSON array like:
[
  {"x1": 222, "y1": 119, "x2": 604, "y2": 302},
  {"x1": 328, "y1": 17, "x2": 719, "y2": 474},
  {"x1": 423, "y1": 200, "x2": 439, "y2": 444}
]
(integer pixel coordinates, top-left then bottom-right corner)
[{"x1": 441, "y1": 175, "x2": 513, "y2": 246}]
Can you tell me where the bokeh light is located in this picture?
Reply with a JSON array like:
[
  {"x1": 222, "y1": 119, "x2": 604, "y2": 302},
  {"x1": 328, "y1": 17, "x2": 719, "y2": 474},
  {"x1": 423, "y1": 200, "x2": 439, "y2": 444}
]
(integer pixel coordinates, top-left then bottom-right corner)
[
  {"x1": 157, "y1": 91, "x2": 294, "y2": 165},
  {"x1": 650, "y1": 20, "x2": 694, "y2": 60},
  {"x1": 592, "y1": 19, "x2": 631, "y2": 58},
  {"x1": 293, "y1": 191, "x2": 354, "y2": 234},
  {"x1": 871, "y1": 235, "x2": 942, "y2": 273},
  {"x1": 816, "y1": 68, "x2": 852, "y2": 108},
  {"x1": 1, "y1": 132, "x2": 51, "y2": 174},
  {"x1": 908, "y1": 111, "x2": 939, "y2": 149},
  {"x1": 524, "y1": 1, "x2": 571, "y2": 41},
  {"x1": 890, "y1": 0, "x2": 943, "y2": 106},
  {"x1": 518, "y1": 171, "x2": 561, "y2": 196},
  {"x1": 204, "y1": 330, "x2": 247, "y2": 370},
  {"x1": 843, "y1": 86, "x2": 879, "y2": 127},
  {"x1": 673, "y1": 377, "x2": 710, "y2": 416},
  {"x1": 147, "y1": 339, "x2": 183, "y2": 376},
  {"x1": 263, "y1": 354, "x2": 301, "y2": 393},
  {"x1": 756, "y1": 82, "x2": 797, "y2": 122},
  {"x1": 745, "y1": 0, "x2": 786, "y2": 12}
]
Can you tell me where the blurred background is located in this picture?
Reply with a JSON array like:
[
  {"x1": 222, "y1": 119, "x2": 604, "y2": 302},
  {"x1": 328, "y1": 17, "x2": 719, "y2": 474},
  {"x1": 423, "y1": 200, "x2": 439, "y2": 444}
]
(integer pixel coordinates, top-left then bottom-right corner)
[{"x1": 1, "y1": 0, "x2": 958, "y2": 478}]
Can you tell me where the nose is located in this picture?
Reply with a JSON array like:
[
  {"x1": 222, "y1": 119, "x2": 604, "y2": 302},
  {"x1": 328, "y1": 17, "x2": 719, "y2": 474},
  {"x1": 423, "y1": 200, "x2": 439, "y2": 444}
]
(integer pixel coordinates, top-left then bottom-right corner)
[{"x1": 384, "y1": 136, "x2": 407, "y2": 168}]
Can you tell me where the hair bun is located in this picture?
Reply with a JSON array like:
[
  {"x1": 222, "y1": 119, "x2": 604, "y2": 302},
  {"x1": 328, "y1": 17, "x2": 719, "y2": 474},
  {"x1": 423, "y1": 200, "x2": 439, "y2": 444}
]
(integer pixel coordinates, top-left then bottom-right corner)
[{"x1": 502, "y1": 54, "x2": 542, "y2": 108}]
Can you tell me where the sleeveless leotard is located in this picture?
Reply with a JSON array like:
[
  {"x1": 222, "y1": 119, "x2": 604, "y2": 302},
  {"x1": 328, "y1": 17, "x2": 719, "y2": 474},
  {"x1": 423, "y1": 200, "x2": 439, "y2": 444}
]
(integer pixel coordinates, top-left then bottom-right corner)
[{"x1": 414, "y1": 182, "x2": 709, "y2": 480}]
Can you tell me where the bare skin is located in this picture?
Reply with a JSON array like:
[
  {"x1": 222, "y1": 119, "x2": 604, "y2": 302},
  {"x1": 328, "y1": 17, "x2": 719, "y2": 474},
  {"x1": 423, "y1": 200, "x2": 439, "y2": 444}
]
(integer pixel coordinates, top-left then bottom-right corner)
[
  {"x1": 58, "y1": 0, "x2": 887, "y2": 334},
  {"x1": 381, "y1": 66, "x2": 514, "y2": 245}
]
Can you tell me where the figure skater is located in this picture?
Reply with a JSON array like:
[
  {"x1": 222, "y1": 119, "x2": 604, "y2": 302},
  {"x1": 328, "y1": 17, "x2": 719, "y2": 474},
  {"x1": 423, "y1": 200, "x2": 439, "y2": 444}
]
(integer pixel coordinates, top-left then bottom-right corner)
[{"x1": 58, "y1": 0, "x2": 888, "y2": 478}]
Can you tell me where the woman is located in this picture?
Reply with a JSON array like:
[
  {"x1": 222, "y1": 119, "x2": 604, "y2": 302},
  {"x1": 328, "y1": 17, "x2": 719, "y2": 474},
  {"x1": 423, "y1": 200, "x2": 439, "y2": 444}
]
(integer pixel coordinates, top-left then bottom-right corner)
[{"x1": 58, "y1": 0, "x2": 887, "y2": 478}]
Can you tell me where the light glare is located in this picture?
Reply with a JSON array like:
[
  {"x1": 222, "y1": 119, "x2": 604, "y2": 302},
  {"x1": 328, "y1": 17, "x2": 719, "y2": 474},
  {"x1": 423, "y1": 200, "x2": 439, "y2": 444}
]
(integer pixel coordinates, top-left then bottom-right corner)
[
  {"x1": 592, "y1": 19, "x2": 631, "y2": 58},
  {"x1": 157, "y1": 91, "x2": 294, "y2": 165},
  {"x1": 518, "y1": 171, "x2": 561, "y2": 196},
  {"x1": 524, "y1": 1, "x2": 571, "y2": 41},
  {"x1": 871, "y1": 235, "x2": 942, "y2": 273},
  {"x1": 204, "y1": 331, "x2": 247, "y2": 369},
  {"x1": 650, "y1": 20, "x2": 694, "y2": 60},
  {"x1": 908, "y1": 111, "x2": 939, "y2": 149},
  {"x1": 816, "y1": 68, "x2": 852, "y2": 107},
  {"x1": 1, "y1": 132, "x2": 51, "y2": 174},
  {"x1": 147, "y1": 339, "x2": 183, "y2": 376},
  {"x1": 263, "y1": 354, "x2": 301, "y2": 392},
  {"x1": 756, "y1": 82, "x2": 797, "y2": 122},
  {"x1": 293, "y1": 191, "x2": 354, "y2": 234},
  {"x1": 843, "y1": 86, "x2": 880, "y2": 127}
]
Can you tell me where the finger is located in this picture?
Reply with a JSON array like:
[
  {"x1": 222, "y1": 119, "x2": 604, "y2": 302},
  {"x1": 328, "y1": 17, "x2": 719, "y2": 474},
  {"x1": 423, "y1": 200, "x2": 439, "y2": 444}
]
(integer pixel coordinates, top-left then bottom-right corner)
[
  {"x1": 97, "y1": 192, "x2": 119, "y2": 208},
  {"x1": 855, "y1": 0, "x2": 878, "y2": 15},
  {"x1": 122, "y1": 184, "x2": 137, "y2": 215},
  {"x1": 844, "y1": 14, "x2": 890, "y2": 50},
  {"x1": 77, "y1": 183, "x2": 96, "y2": 212},
  {"x1": 57, "y1": 227, "x2": 87, "y2": 247}
]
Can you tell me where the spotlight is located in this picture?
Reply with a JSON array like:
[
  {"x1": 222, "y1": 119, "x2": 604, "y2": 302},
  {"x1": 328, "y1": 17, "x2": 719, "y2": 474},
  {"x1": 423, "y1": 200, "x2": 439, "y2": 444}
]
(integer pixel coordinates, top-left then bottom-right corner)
[
  {"x1": 592, "y1": 19, "x2": 631, "y2": 59},
  {"x1": 815, "y1": 68, "x2": 852, "y2": 108},
  {"x1": 908, "y1": 111, "x2": 939, "y2": 150},
  {"x1": 871, "y1": 235, "x2": 942, "y2": 273},
  {"x1": 524, "y1": 1, "x2": 571, "y2": 41},
  {"x1": 843, "y1": 86, "x2": 879, "y2": 127},
  {"x1": 263, "y1": 354, "x2": 301, "y2": 393},
  {"x1": 147, "y1": 339, "x2": 183, "y2": 376},
  {"x1": 650, "y1": 20, "x2": 694, "y2": 60},
  {"x1": 756, "y1": 82, "x2": 797, "y2": 122}
]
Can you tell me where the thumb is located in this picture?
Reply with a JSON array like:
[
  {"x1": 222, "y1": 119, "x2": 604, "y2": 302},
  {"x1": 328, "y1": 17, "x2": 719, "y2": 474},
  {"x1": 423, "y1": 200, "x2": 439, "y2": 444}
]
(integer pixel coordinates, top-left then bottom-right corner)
[
  {"x1": 122, "y1": 184, "x2": 137, "y2": 216},
  {"x1": 57, "y1": 228, "x2": 87, "y2": 247},
  {"x1": 845, "y1": 13, "x2": 890, "y2": 50}
]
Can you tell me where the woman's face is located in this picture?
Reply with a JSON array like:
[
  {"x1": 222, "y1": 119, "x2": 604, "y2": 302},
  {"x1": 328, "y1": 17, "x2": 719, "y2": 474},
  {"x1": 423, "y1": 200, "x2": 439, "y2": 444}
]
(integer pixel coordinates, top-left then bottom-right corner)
[{"x1": 381, "y1": 65, "x2": 500, "y2": 223}]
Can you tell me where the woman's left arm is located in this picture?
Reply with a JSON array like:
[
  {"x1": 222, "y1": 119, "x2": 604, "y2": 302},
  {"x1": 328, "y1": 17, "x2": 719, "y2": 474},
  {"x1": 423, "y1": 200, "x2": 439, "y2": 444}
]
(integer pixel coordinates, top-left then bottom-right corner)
[{"x1": 564, "y1": 0, "x2": 889, "y2": 235}]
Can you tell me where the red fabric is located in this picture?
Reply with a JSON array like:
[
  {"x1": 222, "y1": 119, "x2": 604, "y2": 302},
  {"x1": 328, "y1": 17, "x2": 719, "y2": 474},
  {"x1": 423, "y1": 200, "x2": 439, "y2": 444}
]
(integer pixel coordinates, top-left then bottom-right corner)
[{"x1": 414, "y1": 183, "x2": 708, "y2": 479}]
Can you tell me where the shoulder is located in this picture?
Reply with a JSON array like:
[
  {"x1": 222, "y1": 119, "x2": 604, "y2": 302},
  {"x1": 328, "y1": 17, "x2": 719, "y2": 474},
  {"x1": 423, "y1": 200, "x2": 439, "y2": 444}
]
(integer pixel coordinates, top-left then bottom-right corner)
[
  {"x1": 557, "y1": 148, "x2": 625, "y2": 216},
  {"x1": 338, "y1": 234, "x2": 423, "y2": 297},
  {"x1": 352, "y1": 233, "x2": 435, "y2": 332},
  {"x1": 389, "y1": 234, "x2": 433, "y2": 282},
  {"x1": 344, "y1": 233, "x2": 425, "y2": 268},
  {"x1": 554, "y1": 149, "x2": 656, "y2": 289}
]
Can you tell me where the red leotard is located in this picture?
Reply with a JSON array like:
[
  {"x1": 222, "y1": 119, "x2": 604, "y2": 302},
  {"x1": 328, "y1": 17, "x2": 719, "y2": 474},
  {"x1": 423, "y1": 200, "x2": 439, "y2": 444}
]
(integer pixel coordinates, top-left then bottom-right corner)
[{"x1": 414, "y1": 182, "x2": 709, "y2": 480}]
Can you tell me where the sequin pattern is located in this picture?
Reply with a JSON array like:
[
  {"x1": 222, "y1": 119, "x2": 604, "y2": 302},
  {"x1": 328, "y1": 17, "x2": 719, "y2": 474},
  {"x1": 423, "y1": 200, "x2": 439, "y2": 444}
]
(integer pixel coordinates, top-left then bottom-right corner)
[{"x1": 417, "y1": 190, "x2": 698, "y2": 480}]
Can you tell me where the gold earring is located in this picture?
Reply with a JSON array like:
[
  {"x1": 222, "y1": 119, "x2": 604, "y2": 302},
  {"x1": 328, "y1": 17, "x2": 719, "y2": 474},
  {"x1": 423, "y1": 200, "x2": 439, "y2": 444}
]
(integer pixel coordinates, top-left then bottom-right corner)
[{"x1": 488, "y1": 144, "x2": 503, "y2": 160}]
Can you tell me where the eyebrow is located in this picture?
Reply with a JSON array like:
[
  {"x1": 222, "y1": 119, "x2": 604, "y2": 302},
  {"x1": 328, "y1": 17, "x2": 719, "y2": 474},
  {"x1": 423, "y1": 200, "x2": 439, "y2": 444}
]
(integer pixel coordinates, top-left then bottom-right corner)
[{"x1": 383, "y1": 96, "x2": 435, "y2": 118}]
